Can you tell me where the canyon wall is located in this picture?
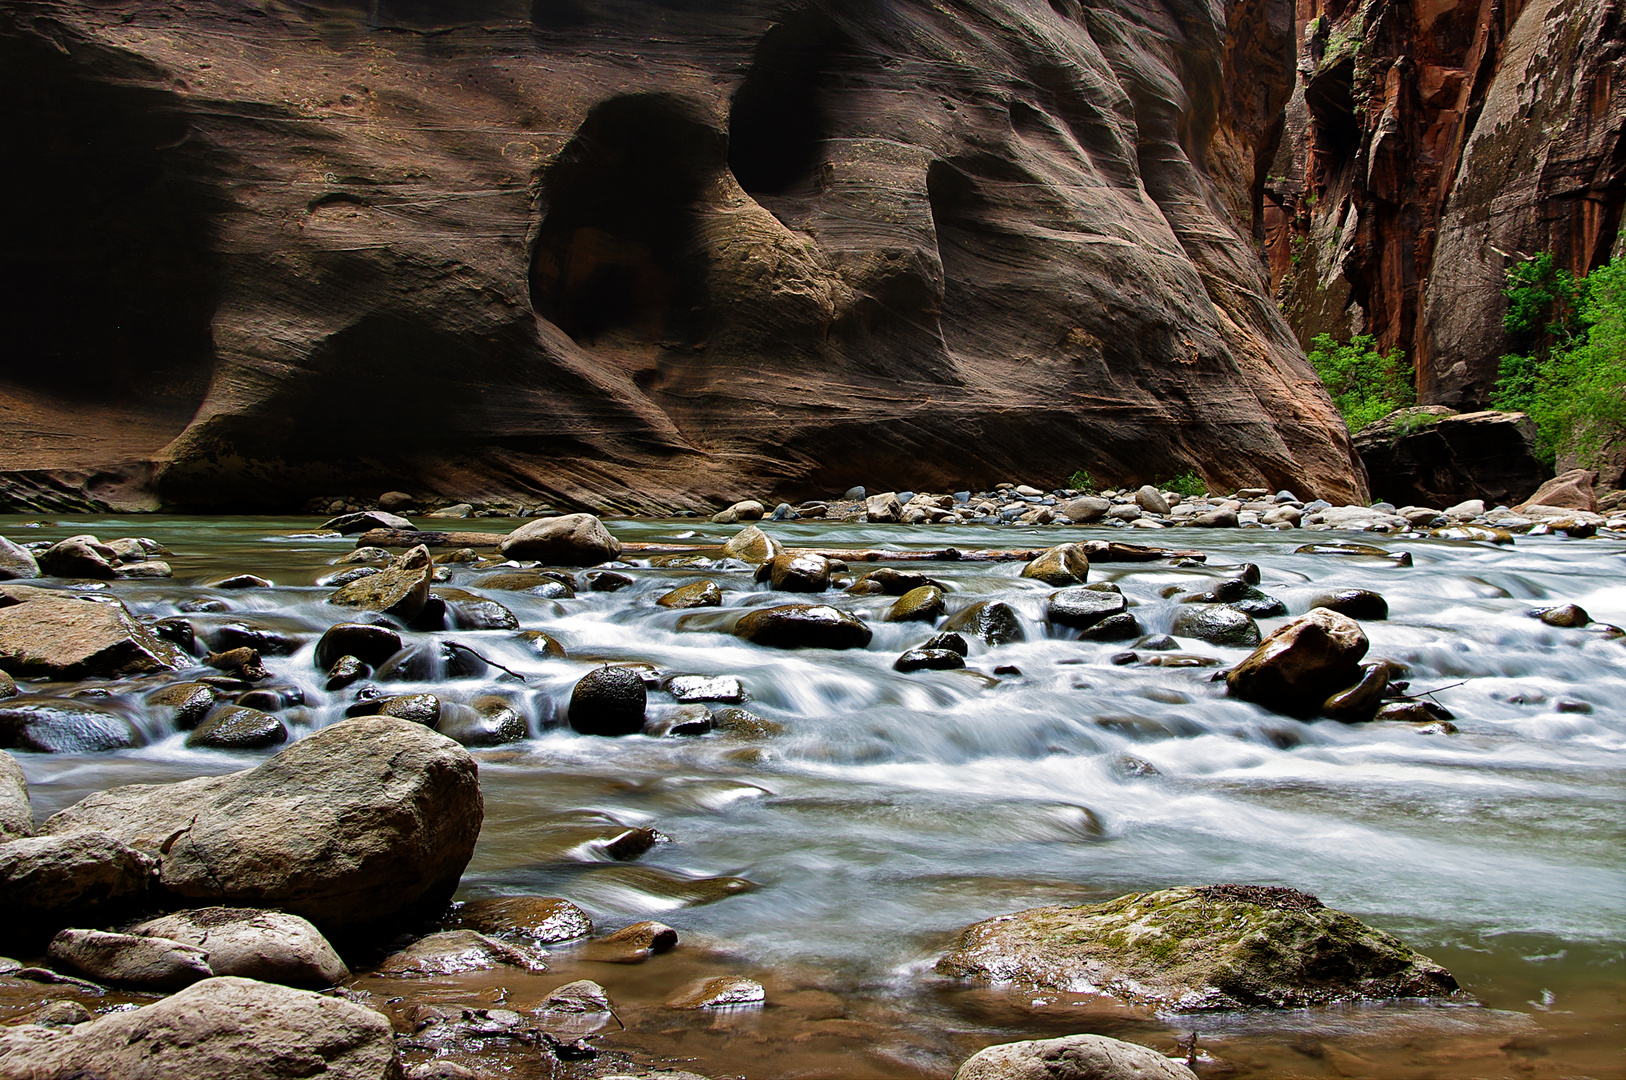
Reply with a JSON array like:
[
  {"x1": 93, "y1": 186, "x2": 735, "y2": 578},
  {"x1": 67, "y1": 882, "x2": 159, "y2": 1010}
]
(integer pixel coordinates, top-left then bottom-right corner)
[
  {"x1": 1267, "y1": 0, "x2": 1624, "y2": 409},
  {"x1": 0, "y1": 0, "x2": 1366, "y2": 512}
]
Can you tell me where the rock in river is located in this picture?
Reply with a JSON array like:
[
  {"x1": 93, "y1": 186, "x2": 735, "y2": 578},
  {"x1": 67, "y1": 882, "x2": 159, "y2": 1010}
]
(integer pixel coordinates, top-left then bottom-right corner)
[
  {"x1": 569, "y1": 666, "x2": 648, "y2": 736},
  {"x1": 47, "y1": 927, "x2": 213, "y2": 990},
  {"x1": 734, "y1": 605, "x2": 873, "y2": 650},
  {"x1": 1225, "y1": 608, "x2": 1369, "y2": 716},
  {"x1": 450, "y1": 896, "x2": 593, "y2": 944},
  {"x1": 1019, "y1": 543, "x2": 1090, "y2": 586},
  {"x1": 43, "y1": 718, "x2": 482, "y2": 938},
  {"x1": 314, "y1": 623, "x2": 403, "y2": 669},
  {"x1": 328, "y1": 545, "x2": 434, "y2": 623},
  {"x1": 185, "y1": 705, "x2": 289, "y2": 751},
  {"x1": 0, "y1": 593, "x2": 185, "y2": 680},
  {"x1": 1310, "y1": 589, "x2": 1389, "y2": 621},
  {"x1": 132, "y1": 907, "x2": 350, "y2": 989},
  {"x1": 498, "y1": 513, "x2": 622, "y2": 565},
  {"x1": 0, "y1": 975, "x2": 400, "y2": 1079},
  {"x1": 759, "y1": 551, "x2": 832, "y2": 592},
  {"x1": 657, "y1": 580, "x2": 722, "y2": 609},
  {"x1": 0, "y1": 832, "x2": 153, "y2": 946},
  {"x1": 936, "y1": 884, "x2": 1458, "y2": 1009},
  {"x1": 945, "y1": 601, "x2": 1024, "y2": 645},
  {"x1": 955, "y1": 1035, "x2": 1197, "y2": 1080},
  {"x1": 1170, "y1": 605, "x2": 1261, "y2": 648},
  {"x1": 376, "y1": 930, "x2": 546, "y2": 977},
  {"x1": 0, "y1": 750, "x2": 29, "y2": 839},
  {"x1": 0, "y1": 537, "x2": 40, "y2": 581},
  {"x1": 886, "y1": 585, "x2": 946, "y2": 623},
  {"x1": 1045, "y1": 587, "x2": 1127, "y2": 630},
  {"x1": 0, "y1": 696, "x2": 144, "y2": 754}
]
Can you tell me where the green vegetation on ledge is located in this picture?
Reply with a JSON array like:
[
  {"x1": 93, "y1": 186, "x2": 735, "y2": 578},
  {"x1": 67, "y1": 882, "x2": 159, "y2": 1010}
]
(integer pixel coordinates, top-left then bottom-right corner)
[{"x1": 1307, "y1": 333, "x2": 1416, "y2": 431}]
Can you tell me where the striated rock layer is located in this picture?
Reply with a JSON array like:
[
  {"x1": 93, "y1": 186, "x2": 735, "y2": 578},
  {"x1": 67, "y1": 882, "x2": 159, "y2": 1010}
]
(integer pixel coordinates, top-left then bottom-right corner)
[
  {"x1": 1268, "y1": 0, "x2": 1624, "y2": 406},
  {"x1": 0, "y1": 0, "x2": 1365, "y2": 511}
]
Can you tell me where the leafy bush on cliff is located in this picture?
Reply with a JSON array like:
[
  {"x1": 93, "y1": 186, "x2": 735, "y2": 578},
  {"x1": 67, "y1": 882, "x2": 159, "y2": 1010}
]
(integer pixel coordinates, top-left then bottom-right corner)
[
  {"x1": 1493, "y1": 255, "x2": 1626, "y2": 467},
  {"x1": 1306, "y1": 334, "x2": 1415, "y2": 431}
]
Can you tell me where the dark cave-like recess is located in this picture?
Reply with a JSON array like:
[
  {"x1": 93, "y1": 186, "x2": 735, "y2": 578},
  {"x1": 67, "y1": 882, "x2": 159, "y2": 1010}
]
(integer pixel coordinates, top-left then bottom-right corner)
[
  {"x1": 728, "y1": 10, "x2": 854, "y2": 196},
  {"x1": 529, "y1": 94, "x2": 722, "y2": 345},
  {"x1": 0, "y1": 32, "x2": 222, "y2": 404}
]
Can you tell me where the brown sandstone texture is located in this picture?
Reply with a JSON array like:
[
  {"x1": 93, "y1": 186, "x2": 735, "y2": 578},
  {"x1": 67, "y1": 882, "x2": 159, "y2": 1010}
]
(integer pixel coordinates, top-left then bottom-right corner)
[
  {"x1": 1268, "y1": 0, "x2": 1624, "y2": 410},
  {"x1": 0, "y1": 0, "x2": 1364, "y2": 513}
]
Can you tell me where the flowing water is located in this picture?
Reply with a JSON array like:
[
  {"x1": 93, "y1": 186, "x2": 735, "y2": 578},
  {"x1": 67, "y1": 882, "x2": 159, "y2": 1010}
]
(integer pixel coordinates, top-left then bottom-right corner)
[{"x1": 4, "y1": 515, "x2": 1624, "y2": 1078}]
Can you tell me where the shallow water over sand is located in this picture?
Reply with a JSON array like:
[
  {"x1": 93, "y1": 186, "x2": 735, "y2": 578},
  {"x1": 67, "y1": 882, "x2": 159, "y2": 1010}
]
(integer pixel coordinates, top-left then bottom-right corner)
[{"x1": 5, "y1": 515, "x2": 1624, "y2": 1078}]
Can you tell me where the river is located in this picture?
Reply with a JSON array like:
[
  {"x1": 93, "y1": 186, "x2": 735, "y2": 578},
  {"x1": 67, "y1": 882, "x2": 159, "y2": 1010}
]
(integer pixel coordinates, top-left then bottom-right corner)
[{"x1": 5, "y1": 515, "x2": 1623, "y2": 1078}]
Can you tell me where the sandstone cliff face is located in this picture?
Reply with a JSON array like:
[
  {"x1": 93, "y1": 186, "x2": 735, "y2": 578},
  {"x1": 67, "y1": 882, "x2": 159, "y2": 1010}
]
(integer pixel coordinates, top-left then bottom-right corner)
[
  {"x1": 0, "y1": 0, "x2": 1365, "y2": 511},
  {"x1": 1268, "y1": 0, "x2": 1624, "y2": 408}
]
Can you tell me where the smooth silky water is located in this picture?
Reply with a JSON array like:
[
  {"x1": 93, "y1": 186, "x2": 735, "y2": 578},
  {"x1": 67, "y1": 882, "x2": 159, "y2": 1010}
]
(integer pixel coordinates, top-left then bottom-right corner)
[{"x1": 4, "y1": 515, "x2": 1623, "y2": 1078}]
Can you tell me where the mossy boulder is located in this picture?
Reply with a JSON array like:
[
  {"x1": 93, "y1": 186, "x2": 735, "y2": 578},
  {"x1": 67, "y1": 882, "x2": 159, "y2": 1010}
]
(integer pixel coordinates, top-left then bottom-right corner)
[
  {"x1": 936, "y1": 884, "x2": 1458, "y2": 1010},
  {"x1": 1019, "y1": 543, "x2": 1090, "y2": 586},
  {"x1": 886, "y1": 585, "x2": 946, "y2": 623}
]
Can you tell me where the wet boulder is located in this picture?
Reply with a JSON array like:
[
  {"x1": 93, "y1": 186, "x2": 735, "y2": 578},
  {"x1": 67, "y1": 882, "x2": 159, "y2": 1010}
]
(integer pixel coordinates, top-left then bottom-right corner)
[
  {"x1": 954, "y1": 1035, "x2": 1197, "y2": 1080},
  {"x1": 132, "y1": 907, "x2": 350, "y2": 989},
  {"x1": 436, "y1": 696, "x2": 528, "y2": 747},
  {"x1": 894, "y1": 648, "x2": 966, "y2": 672},
  {"x1": 519, "y1": 629, "x2": 567, "y2": 657},
  {"x1": 734, "y1": 605, "x2": 873, "y2": 650},
  {"x1": 44, "y1": 718, "x2": 483, "y2": 938},
  {"x1": 1225, "y1": 608, "x2": 1369, "y2": 717},
  {"x1": 0, "y1": 750, "x2": 30, "y2": 839},
  {"x1": 758, "y1": 551, "x2": 832, "y2": 592},
  {"x1": 644, "y1": 704, "x2": 713, "y2": 737},
  {"x1": 1171, "y1": 605, "x2": 1261, "y2": 648},
  {"x1": 0, "y1": 697, "x2": 144, "y2": 753},
  {"x1": 325, "y1": 656, "x2": 370, "y2": 690},
  {"x1": 47, "y1": 928, "x2": 213, "y2": 990},
  {"x1": 0, "y1": 594, "x2": 185, "y2": 679},
  {"x1": 314, "y1": 623, "x2": 404, "y2": 669},
  {"x1": 346, "y1": 693, "x2": 442, "y2": 726},
  {"x1": 924, "y1": 631, "x2": 970, "y2": 656},
  {"x1": 886, "y1": 585, "x2": 946, "y2": 623},
  {"x1": 185, "y1": 705, "x2": 289, "y2": 750},
  {"x1": 568, "y1": 666, "x2": 648, "y2": 736},
  {"x1": 945, "y1": 601, "x2": 1024, "y2": 645},
  {"x1": 450, "y1": 896, "x2": 593, "y2": 944},
  {"x1": 1310, "y1": 589, "x2": 1389, "y2": 621},
  {"x1": 666, "y1": 975, "x2": 765, "y2": 1010},
  {"x1": 720, "y1": 524, "x2": 781, "y2": 564},
  {"x1": 325, "y1": 510, "x2": 417, "y2": 534},
  {"x1": 578, "y1": 920, "x2": 679, "y2": 963},
  {"x1": 476, "y1": 570, "x2": 575, "y2": 597},
  {"x1": 1046, "y1": 587, "x2": 1127, "y2": 630},
  {"x1": 437, "y1": 589, "x2": 519, "y2": 631},
  {"x1": 146, "y1": 682, "x2": 221, "y2": 730},
  {"x1": 1321, "y1": 662, "x2": 1392, "y2": 723},
  {"x1": 657, "y1": 580, "x2": 722, "y2": 608},
  {"x1": 1019, "y1": 543, "x2": 1090, "y2": 586},
  {"x1": 936, "y1": 884, "x2": 1457, "y2": 1010},
  {"x1": 847, "y1": 568, "x2": 939, "y2": 595},
  {"x1": 0, "y1": 833, "x2": 153, "y2": 946},
  {"x1": 665, "y1": 675, "x2": 746, "y2": 703},
  {"x1": 498, "y1": 514, "x2": 621, "y2": 565},
  {"x1": 328, "y1": 545, "x2": 434, "y2": 623},
  {"x1": 37, "y1": 536, "x2": 118, "y2": 579},
  {"x1": 375, "y1": 641, "x2": 487, "y2": 681},
  {"x1": 711, "y1": 500, "x2": 765, "y2": 524},
  {"x1": 0, "y1": 537, "x2": 40, "y2": 581},
  {"x1": 376, "y1": 930, "x2": 546, "y2": 977},
  {"x1": 1534, "y1": 603, "x2": 1590, "y2": 628},
  {"x1": 0, "y1": 975, "x2": 401, "y2": 1079}
]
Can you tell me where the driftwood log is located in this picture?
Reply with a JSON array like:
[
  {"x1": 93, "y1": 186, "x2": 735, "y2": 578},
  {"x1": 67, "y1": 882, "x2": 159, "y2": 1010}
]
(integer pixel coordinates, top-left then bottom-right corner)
[{"x1": 350, "y1": 529, "x2": 1205, "y2": 564}]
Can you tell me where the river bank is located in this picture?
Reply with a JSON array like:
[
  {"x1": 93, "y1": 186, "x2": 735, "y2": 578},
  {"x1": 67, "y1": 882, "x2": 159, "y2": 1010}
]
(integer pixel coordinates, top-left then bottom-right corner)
[{"x1": 1, "y1": 514, "x2": 1622, "y2": 1079}]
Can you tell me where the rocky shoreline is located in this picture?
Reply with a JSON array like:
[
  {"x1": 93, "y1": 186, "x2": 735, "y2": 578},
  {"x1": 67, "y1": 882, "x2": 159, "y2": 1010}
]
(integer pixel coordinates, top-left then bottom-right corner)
[{"x1": 0, "y1": 500, "x2": 1620, "y2": 1078}]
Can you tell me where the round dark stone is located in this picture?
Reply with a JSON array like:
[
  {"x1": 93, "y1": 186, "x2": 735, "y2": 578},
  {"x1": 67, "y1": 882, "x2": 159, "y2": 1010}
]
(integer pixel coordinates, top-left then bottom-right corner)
[
  {"x1": 1047, "y1": 587, "x2": 1128, "y2": 629},
  {"x1": 314, "y1": 623, "x2": 403, "y2": 669},
  {"x1": 568, "y1": 666, "x2": 648, "y2": 736},
  {"x1": 185, "y1": 705, "x2": 288, "y2": 750},
  {"x1": 894, "y1": 648, "x2": 966, "y2": 672},
  {"x1": 1310, "y1": 589, "x2": 1389, "y2": 621}
]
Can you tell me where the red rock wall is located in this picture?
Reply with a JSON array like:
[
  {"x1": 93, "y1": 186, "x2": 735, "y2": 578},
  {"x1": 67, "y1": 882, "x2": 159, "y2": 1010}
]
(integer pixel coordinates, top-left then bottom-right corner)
[
  {"x1": 0, "y1": 0, "x2": 1367, "y2": 511},
  {"x1": 1267, "y1": 0, "x2": 1623, "y2": 407}
]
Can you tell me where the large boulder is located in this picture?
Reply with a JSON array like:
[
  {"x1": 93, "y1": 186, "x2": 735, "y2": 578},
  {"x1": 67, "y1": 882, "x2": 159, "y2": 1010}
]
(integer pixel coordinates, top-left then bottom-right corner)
[
  {"x1": 568, "y1": 666, "x2": 648, "y2": 736},
  {"x1": 132, "y1": 908, "x2": 350, "y2": 989},
  {"x1": 314, "y1": 623, "x2": 404, "y2": 669},
  {"x1": 1354, "y1": 409, "x2": 1550, "y2": 508},
  {"x1": 1225, "y1": 608, "x2": 1368, "y2": 716},
  {"x1": 44, "y1": 719, "x2": 482, "y2": 938},
  {"x1": 1170, "y1": 605, "x2": 1261, "y2": 648},
  {"x1": 0, "y1": 594, "x2": 185, "y2": 679},
  {"x1": 759, "y1": 551, "x2": 832, "y2": 592},
  {"x1": 734, "y1": 605, "x2": 873, "y2": 650},
  {"x1": 498, "y1": 514, "x2": 621, "y2": 565},
  {"x1": 0, "y1": 832, "x2": 153, "y2": 947},
  {"x1": 936, "y1": 885, "x2": 1458, "y2": 1010},
  {"x1": 720, "y1": 524, "x2": 781, "y2": 564},
  {"x1": 1019, "y1": 544, "x2": 1090, "y2": 586},
  {"x1": 36, "y1": 536, "x2": 119, "y2": 580},
  {"x1": 955, "y1": 1035, "x2": 1197, "y2": 1080},
  {"x1": 0, "y1": 751, "x2": 32, "y2": 839},
  {"x1": 1515, "y1": 468, "x2": 1597, "y2": 513},
  {"x1": 1046, "y1": 587, "x2": 1127, "y2": 630},
  {"x1": 944, "y1": 601, "x2": 1025, "y2": 645},
  {"x1": 0, "y1": 975, "x2": 401, "y2": 1079},
  {"x1": 0, "y1": 538, "x2": 40, "y2": 581},
  {"x1": 328, "y1": 545, "x2": 434, "y2": 622}
]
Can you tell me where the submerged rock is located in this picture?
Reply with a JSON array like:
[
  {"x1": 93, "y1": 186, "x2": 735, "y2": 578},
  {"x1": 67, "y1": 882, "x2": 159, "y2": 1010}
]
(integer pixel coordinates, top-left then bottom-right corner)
[
  {"x1": 450, "y1": 896, "x2": 593, "y2": 943},
  {"x1": 657, "y1": 580, "x2": 722, "y2": 609},
  {"x1": 1045, "y1": 587, "x2": 1127, "y2": 630},
  {"x1": 954, "y1": 1035, "x2": 1197, "y2": 1080},
  {"x1": 499, "y1": 513, "x2": 622, "y2": 565},
  {"x1": 944, "y1": 601, "x2": 1024, "y2": 645},
  {"x1": 666, "y1": 976, "x2": 765, "y2": 1009},
  {"x1": 185, "y1": 705, "x2": 288, "y2": 750},
  {"x1": 936, "y1": 884, "x2": 1458, "y2": 1009},
  {"x1": 1170, "y1": 605, "x2": 1261, "y2": 648},
  {"x1": 436, "y1": 696, "x2": 528, "y2": 746},
  {"x1": 760, "y1": 551, "x2": 832, "y2": 592},
  {"x1": 146, "y1": 682, "x2": 221, "y2": 730},
  {"x1": 0, "y1": 697, "x2": 145, "y2": 754},
  {"x1": 376, "y1": 930, "x2": 546, "y2": 977},
  {"x1": 0, "y1": 975, "x2": 400, "y2": 1079},
  {"x1": 847, "y1": 568, "x2": 938, "y2": 596},
  {"x1": 132, "y1": 907, "x2": 349, "y2": 988},
  {"x1": 328, "y1": 545, "x2": 434, "y2": 622},
  {"x1": 886, "y1": 585, "x2": 946, "y2": 623},
  {"x1": 44, "y1": 718, "x2": 482, "y2": 938}
]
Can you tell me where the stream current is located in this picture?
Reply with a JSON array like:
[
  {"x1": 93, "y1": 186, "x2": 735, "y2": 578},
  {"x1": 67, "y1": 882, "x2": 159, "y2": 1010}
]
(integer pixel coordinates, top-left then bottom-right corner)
[{"x1": 5, "y1": 515, "x2": 1624, "y2": 1078}]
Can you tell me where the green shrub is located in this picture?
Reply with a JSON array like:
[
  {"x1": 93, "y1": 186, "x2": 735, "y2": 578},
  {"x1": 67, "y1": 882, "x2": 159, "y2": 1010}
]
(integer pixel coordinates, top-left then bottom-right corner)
[
  {"x1": 1066, "y1": 470, "x2": 1096, "y2": 492},
  {"x1": 1161, "y1": 471, "x2": 1207, "y2": 497},
  {"x1": 1306, "y1": 333, "x2": 1415, "y2": 430},
  {"x1": 1492, "y1": 255, "x2": 1626, "y2": 467}
]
